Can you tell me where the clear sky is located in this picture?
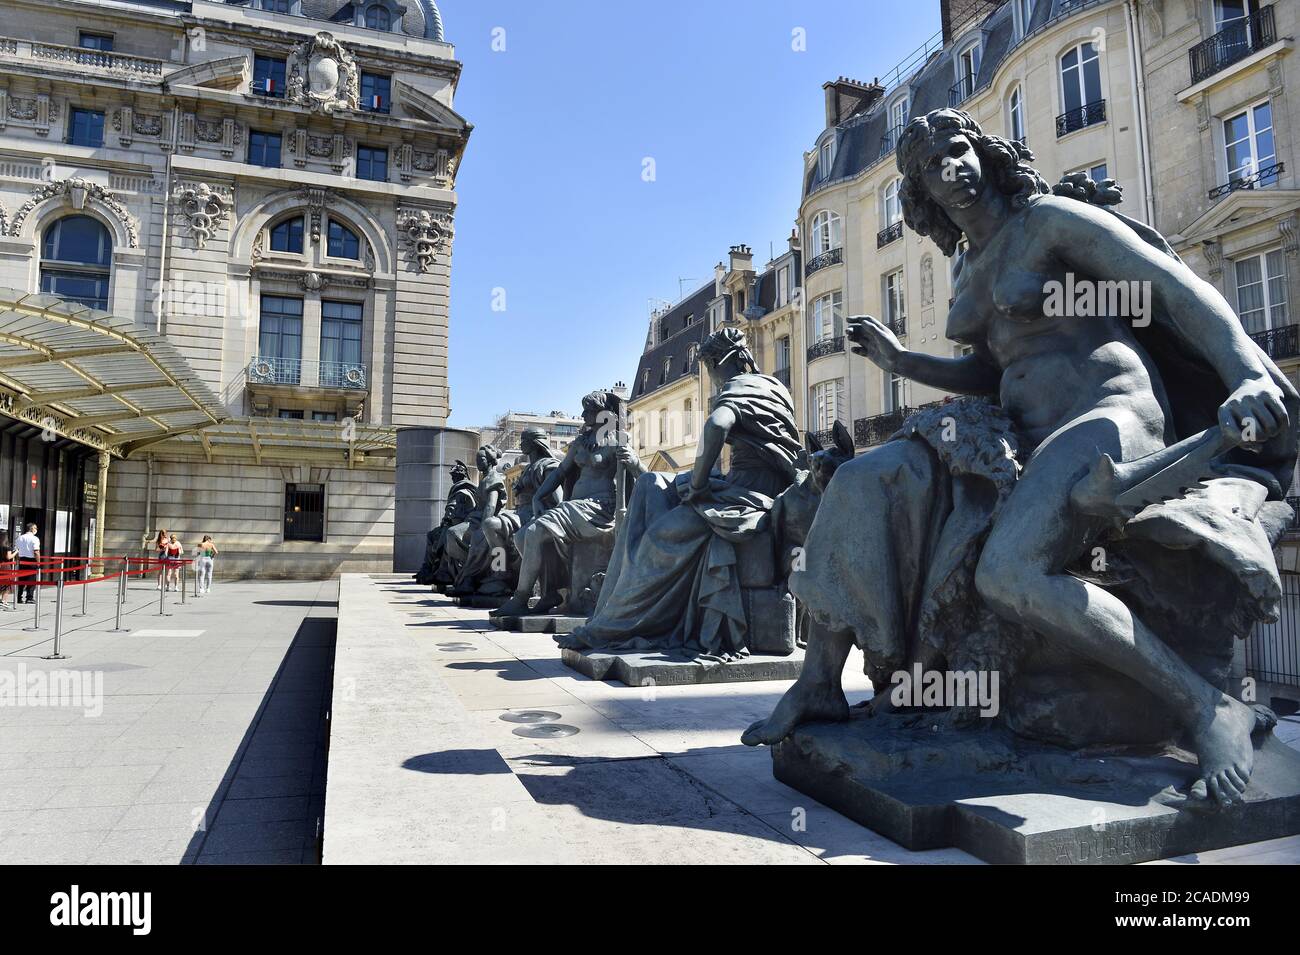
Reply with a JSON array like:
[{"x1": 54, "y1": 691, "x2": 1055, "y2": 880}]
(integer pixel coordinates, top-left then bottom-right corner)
[{"x1": 442, "y1": 0, "x2": 941, "y2": 428}]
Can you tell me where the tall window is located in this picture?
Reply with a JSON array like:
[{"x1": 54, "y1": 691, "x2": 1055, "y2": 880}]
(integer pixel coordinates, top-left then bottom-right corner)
[
  {"x1": 327, "y1": 220, "x2": 360, "y2": 259},
  {"x1": 248, "y1": 130, "x2": 282, "y2": 167},
  {"x1": 1234, "y1": 250, "x2": 1287, "y2": 334},
  {"x1": 883, "y1": 179, "x2": 902, "y2": 226},
  {"x1": 683, "y1": 397, "x2": 694, "y2": 438},
  {"x1": 1015, "y1": 0, "x2": 1035, "y2": 38},
  {"x1": 1223, "y1": 100, "x2": 1277, "y2": 186},
  {"x1": 890, "y1": 96, "x2": 908, "y2": 134},
  {"x1": 883, "y1": 269, "x2": 906, "y2": 334},
  {"x1": 1215, "y1": 0, "x2": 1265, "y2": 58},
  {"x1": 259, "y1": 295, "x2": 304, "y2": 380},
  {"x1": 360, "y1": 72, "x2": 391, "y2": 113},
  {"x1": 284, "y1": 483, "x2": 325, "y2": 542},
  {"x1": 809, "y1": 378, "x2": 845, "y2": 432},
  {"x1": 775, "y1": 335, "x2": 791, "y2": 371},
  {"x1": 658, "y1": 409, "x2": 669, "y2": 445},
  {"x1": 68, "y1": 108, "x2": 104, "y2": 147},
  {"x1": 364, "y1": 4, "x2": 391, "y2": 29},
  {"x1": 253, "y1": 54, "x2": 286, "y2": 97},
  {"x1": 1008, "y1": 85, "x2": 1025, "y2": 143},
  {"x1": 321, "y1": 300, "x2": 363, "y2": 383},
  {"x1": 810, "y1": 210, "x2": 842, "y2": 256},
  {"x1": 1060, "y1": 42, "x2": 1102, "y2": 117},
  {"x1": 269, "y1": 217, "x2": 304, "y2": 253},
  {"x1": 886, "y1": 372, "x2": 908, "y2": 413},
  {"x1": 957, "y1": 42, "x2": 981, "y2": 99},
  {"x1": 356, "y1": 145, "x2": 388, "y2": 181},
  {"x1": 809, "y1": 291, "x2": 843, "y2": 344},
  {"x1": 818, "y1": 137, "x2": 836, "y2": 179},
  {"x1": 775, "y1": 265, "x2": 789, "y2": 307},
  {"x1": 40, "y1": 216, "x2": 111, "y2": 310}
]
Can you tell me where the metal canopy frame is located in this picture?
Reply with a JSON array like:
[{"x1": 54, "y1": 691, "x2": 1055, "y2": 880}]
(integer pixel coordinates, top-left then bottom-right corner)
[
  {"x1": 158, "y1": 417, "x2": 397, "y2": 468},
  {"x1": 0, "y1": 289, "x2": 227, "y2": 458}
]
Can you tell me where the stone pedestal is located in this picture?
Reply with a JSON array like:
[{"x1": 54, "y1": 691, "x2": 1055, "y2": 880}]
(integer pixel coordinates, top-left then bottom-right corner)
[
  {"x1": 453, "y1": 594, "x2": 506, "y2": 610},
  {"x1": 563, "y1": 647, "x2": 803, "y2": 687},
  {"x1": 771, "y1": 708, "x2": 1300, "y2": 864},
  {"x1": 393, "y1": 426, "x2": 480, "y2": 573},
  {"x1": 492, "y1": 614, "x2": 585, "y2": 634}
]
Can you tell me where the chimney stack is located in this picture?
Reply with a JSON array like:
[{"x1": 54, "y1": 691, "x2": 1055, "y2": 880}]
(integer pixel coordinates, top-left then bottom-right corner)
[
  {"x1": 822, "y1": 75, "x2": 885, "y2": 128},
  {"x1": 728, "y1": 244, "x2": 754, "y2": 274}
]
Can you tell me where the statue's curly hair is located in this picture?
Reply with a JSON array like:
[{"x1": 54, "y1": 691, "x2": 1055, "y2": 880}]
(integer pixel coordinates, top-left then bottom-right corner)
[
  {"x1": 477, "y1": 444, "x2": 501, "y2": 468},
  {"x1": 896, "y1": 108, "x2": 1050, "y2": 256},
  {"x1": 699, "y1": 326, "x2": 757, "y2": 373}
]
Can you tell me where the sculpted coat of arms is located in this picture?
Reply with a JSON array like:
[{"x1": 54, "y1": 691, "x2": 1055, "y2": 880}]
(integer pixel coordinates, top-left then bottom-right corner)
[{"x1": 285, "y1": 32, "x2": 360, "y2": 113}]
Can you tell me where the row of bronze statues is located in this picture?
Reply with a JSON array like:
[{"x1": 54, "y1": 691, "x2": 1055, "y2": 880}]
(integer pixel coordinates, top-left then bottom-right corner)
[{"x1": 418, "y1": 107, "x2": 1299, "y2": 807}]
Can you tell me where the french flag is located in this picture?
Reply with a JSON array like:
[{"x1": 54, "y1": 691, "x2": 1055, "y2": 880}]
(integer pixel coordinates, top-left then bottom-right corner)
[{"x1": 371, "y1": 94, "x2": 384, "y2": 110}]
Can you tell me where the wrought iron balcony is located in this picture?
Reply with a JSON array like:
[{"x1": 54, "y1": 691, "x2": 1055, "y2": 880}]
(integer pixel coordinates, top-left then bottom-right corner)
[
  {"x1": 854, "y1": 407, "x2": 915, "y2": 447},
  {"x1": 879, "y1": 124, "x2": 905, "y2": 159},
  {"x1": 877, "y1": 220, "x2": 904, "y2": 248},
  {"x1": 804, "y1": 246, "x2": 843, "y2": 278},
  {"x1": 1055, "y1": 99, "x2": 1106, "y2": 137},
  {"x1": 1209, "y1": 161, "x2": 1284, "y2": 199},
  {"x1": 809, "y1": 427, "x2": 837, "y2": 448},
  {"x1": 806, "y1": 337, "x2": 845, "y2": 362},
  {"x1": 886, "y1": 317, "x2": 907, "y2": 337},
  {"x1": 773, "y1": 367, "x2": 791, "y2": 388},
  {"x1": 247, "y1": 356, "x2": 368, "y2": 390},
  {"x1": 1189, "y1": 5, "x2": 1276, "y2": 85},
  {"x1": 1249, "y1": 324, "x2": 1300, "y2": 362},
  {"x1": 949, "y1": 76, "x2": 975, "y2": 106}
]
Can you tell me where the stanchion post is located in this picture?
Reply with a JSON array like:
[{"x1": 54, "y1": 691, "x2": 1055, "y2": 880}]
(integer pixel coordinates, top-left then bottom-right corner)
[
  {"x1": 157, "y1": 562, "x2": 170, "y2": 617},
  {"x1": 75, "y1": 561, "x2": 89, "y2": 617},
  {"x1": 23, "y1": 565, "x2": 42, "y2": 632},
  {"x1": 180, "y1": 559, "x2": 187, "y2": 605},
  {"x1": 43, "y1": 575, "x2": 67, "y2": 660},
  {"x1": 110, "y1": 558, "x2": 129, "y2": 633}
]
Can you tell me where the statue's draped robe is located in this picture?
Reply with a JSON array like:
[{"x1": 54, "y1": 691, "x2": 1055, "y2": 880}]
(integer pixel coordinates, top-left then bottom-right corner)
[
  {"x1": 575, "y1": 373, "x2": 801, "y2": 657},
  {"x1": 449, "y1": 468, "x2": 507, "y2": 586},
  {"x1": 417, "y1": 479, "x2": 477, "y2": 584}
]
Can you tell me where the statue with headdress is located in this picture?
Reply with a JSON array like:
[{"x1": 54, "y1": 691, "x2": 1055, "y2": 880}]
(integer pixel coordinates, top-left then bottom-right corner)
[
  {"x1": 476, "y1": 427, "x2": 564, "y2": 598},
  {"x1": 415, "y1": 459, "x2": 478, "y2": 587},
  {"x1": 443, "y1": 444, "x2": 508, "y2": 594},
  {"x1": 554, "y1": 327, "x2": 804, "y2": 658},
  {"x1": 493, "y1": 391, "x2": 641, "y2": 617}
]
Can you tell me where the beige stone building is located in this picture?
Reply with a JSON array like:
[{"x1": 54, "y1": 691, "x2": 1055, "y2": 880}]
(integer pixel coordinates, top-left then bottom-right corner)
[
  {"x1": 798, "y1": 0, "x2": 1148, "y2": 447},
  {"x1": 0, "y1": 0, "x2": 467, "y2": 576},
  {"x1": 628, "y1": 242, "x2": 803, "y2": 472}
]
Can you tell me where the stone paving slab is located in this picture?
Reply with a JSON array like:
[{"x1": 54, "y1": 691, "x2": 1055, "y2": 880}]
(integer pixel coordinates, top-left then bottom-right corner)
[
  {"x1": 562, "y1": 646, "x2": 805, "y2": 686},
  {"x1": 331, "y1": 575, "x2": 1300, "y2": 865}
]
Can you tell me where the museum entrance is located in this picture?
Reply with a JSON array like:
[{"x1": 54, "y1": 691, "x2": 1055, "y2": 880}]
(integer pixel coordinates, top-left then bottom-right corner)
[{"x1": 0, "y1": 418, "x2": 91, "y2": 556}]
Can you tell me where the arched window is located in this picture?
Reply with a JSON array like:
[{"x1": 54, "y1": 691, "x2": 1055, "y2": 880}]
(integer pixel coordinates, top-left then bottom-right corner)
[
  {"x1": 809, "y1": 210, "x2": 841, "y2": 256},
  {"x1": 40, "y1": 215, "x2": 111, "y2": 310},
  {"x1": 327, "y1": 220, "x2": 360, "y2": 259},
  {"x1": 269, "y1": 216, "x2": 304, "y2": 254},
  {"x1": 364, "y1": 4, "x2": 391, "y2": 30}
]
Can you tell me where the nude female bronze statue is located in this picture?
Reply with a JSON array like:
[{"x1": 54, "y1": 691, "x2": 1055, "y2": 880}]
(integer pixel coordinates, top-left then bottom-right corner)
[
  {"x1": 492, "y1": 392, "x2": 641, "y2": 618},
  {"x1": 744, "y1": 109, "x2": 1299, "y2": 806}
]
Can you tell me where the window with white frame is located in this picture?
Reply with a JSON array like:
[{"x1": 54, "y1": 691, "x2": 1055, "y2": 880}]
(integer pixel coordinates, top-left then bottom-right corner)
[
  {"x1": 1067, "y1": 161, "x2": 1109, "y2": 184},
  {"x1": 683, "y1": 398, "x2": 694, "y2": 438},
  {"x1": 1014, "y1": 0, "x2": 1035, "y2": 38},
  {"x1": 1008, "y1": 85, "x2": 1025, "y2": 143},
  {"x1": 1214, "y1": 0, "x2": 1266, "y2": 53},
  {"x1": 809, "y1": 378, "x2": 846, "y2": 432},
  {"x1": 810, "y1": 210, "x2": 842, "y2": 256},
  {"x1": 1233, "y1": 249, "x2": 1288, "y2": 334},
  {"x1": 1223, "y1": 100, "x2": 1277, "y2": 186},
  {"x1": 956, "y1": 41, "x2": 981, "y2": 99},
  {"x1": 890, "y1": 96, "x2": 908, "y2": 134},
  {"x1": 775, "y1": 335, "x2": 791, "y2": 371},
  {"x1": 809, "y1": 291, "x2": 843, "y2": 344},
  {"x1": 1060, "y1": 42, "x2": 1102, "y2": 117},
  {"x1": 658, "y1": 409, "x2": 669, "y2": 445},
  {"x1": 883, "y1": 179, "x2": 902, "y2": 226},
  {"x1": 885, "y1": 372, "x2": 908, "y2": 413},
  {"x1": 883, "y1": 269, "x2": 906, "y2": 334},
  {"x1": 818, "y1": 137, "x2": 836, "y2": 179}
]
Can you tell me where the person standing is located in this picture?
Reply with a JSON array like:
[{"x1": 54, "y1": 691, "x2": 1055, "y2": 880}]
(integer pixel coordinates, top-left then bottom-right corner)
[
  {"x1": 154, "y1": 529, "x2": 169, "y2": 590},
  {"x1": 195, "y1": 535, "x2": 218, "y2": 595},
  {"x1": 0, "y1": 533, "x2": 16, "y2": 611},
  {"x1": 16, "y1": 523, "x2": 40, "y2": 605},
  {"x1": 166, "y1": 533, "x2": 183, "y2": 592}
]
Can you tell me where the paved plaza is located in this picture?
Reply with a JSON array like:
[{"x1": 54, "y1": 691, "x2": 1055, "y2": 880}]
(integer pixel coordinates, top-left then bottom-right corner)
[
  {"x1": 326, "y1": 575, "x2": 1300, "y2": 865},
  {"x1": 0, "y1": 577, "x2": 336, "y2": 864}
]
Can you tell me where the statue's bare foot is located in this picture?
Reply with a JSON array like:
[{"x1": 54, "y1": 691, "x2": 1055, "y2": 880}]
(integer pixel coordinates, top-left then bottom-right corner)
[
  {"x1": 531, "y1": 591, "x2": 564, "y2": 615},
  {"x1": 554, "y1": 630, "x2": 587, "y2": 650},
  {"x1": 1187, "y1": 694, "x2": 1258, "y2": 805},
  {"x1": 741, "y1": 680, "x2": 848, "y2": 746},
  {"x1": 489, "y1": 594, "x2": 531, "y2": 617}
]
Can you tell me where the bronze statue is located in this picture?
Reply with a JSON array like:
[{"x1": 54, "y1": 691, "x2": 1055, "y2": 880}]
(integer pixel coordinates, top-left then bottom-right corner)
[
  {"x1": 444, "y1": 444, "x2": 507, "y2": 595},
  {"x1": 415, "y1": 460, "x2": 477, "y2": 587},
  {"x1": 744, "y1": 108, "x2": 1298, "y2": 807},
  {"x1": 479, "y1": 427, "x2": 563, "y2": 599}
]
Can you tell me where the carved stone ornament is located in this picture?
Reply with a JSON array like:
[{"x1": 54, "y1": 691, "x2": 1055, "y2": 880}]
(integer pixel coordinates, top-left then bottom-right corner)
[
  {"x1": 286, "y1": 32, "x2": 360, "y2": 114},
  {"x1": 396, "y1": 207, "x2": 452, "y2": 272},
  {"x1": 174, "y1": 182, "x2": 230, "y2": 249},
  {"x1": 9, "y1": 177, "x2": 139, "y2": 248}
]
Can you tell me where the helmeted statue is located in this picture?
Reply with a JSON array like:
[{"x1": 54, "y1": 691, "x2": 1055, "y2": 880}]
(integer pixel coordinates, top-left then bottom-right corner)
[{"x1": 414, "y1": 459, "x2": 477, "y2": 587}]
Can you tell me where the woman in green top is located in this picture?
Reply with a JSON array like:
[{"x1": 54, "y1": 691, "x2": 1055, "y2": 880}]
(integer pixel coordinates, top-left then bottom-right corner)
[{"x1": 195, "y1": 535, "x2": 218, "y2": 595}]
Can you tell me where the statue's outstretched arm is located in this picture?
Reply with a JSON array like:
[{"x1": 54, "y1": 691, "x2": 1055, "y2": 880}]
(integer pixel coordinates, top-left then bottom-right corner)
[{"x1": 847, "y1": 315, "x2": 1000, "y2": 396}]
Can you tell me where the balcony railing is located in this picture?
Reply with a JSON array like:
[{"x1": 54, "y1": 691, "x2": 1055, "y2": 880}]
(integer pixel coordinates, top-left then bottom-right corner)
[
  {"x1": 877, "y1": 220, "x2": 904, "y2": 248},
  {"x1": 804, "y1": 246, "x2": 843, "y2": 277},
  {"x1": 1249, "y1": 324, "x2": 1300, "y2": 362},
  {"x1": 247, "y1": 356, "x2": 368, "y2": 390},
  {"x1": 806, "y1": 337, "x2": 845, "y2": 362},
  {"x1": 773, "y1": 367, "x2": 791, "y2": 388},
  {"x1": 886, "y1": 317, "x2": 907, "y2": 337},
  {"x1": 809, "y1": 427, "x2": 837, "y2": 448},
  {"x1": 879, "y1": 124, "x2": 905, "y2": 159},
  {"x1": 0, "y1": 36, "x2": 164, "y2": 76},
  {"x1": 854, "y1": 407, "x2": 915, "y2": 447},
  {"x1": 1055, "y1": 99, "x2": 1106, "y2": 137},
  {"x1": 1189, "y1": 5, "x2": 1276, "y2": 85},
  {"x1": 949, "y1": 76, "x2": 975, "y2": 106},
  {"x1": 1209, "y1": 161, "x2": 1284, "y2": 199}
]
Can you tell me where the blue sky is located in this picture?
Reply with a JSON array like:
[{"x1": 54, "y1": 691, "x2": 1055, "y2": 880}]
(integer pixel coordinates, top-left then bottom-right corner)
[{"x1": 443, "y1": 1, "x2": 940, "y2": 427}]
